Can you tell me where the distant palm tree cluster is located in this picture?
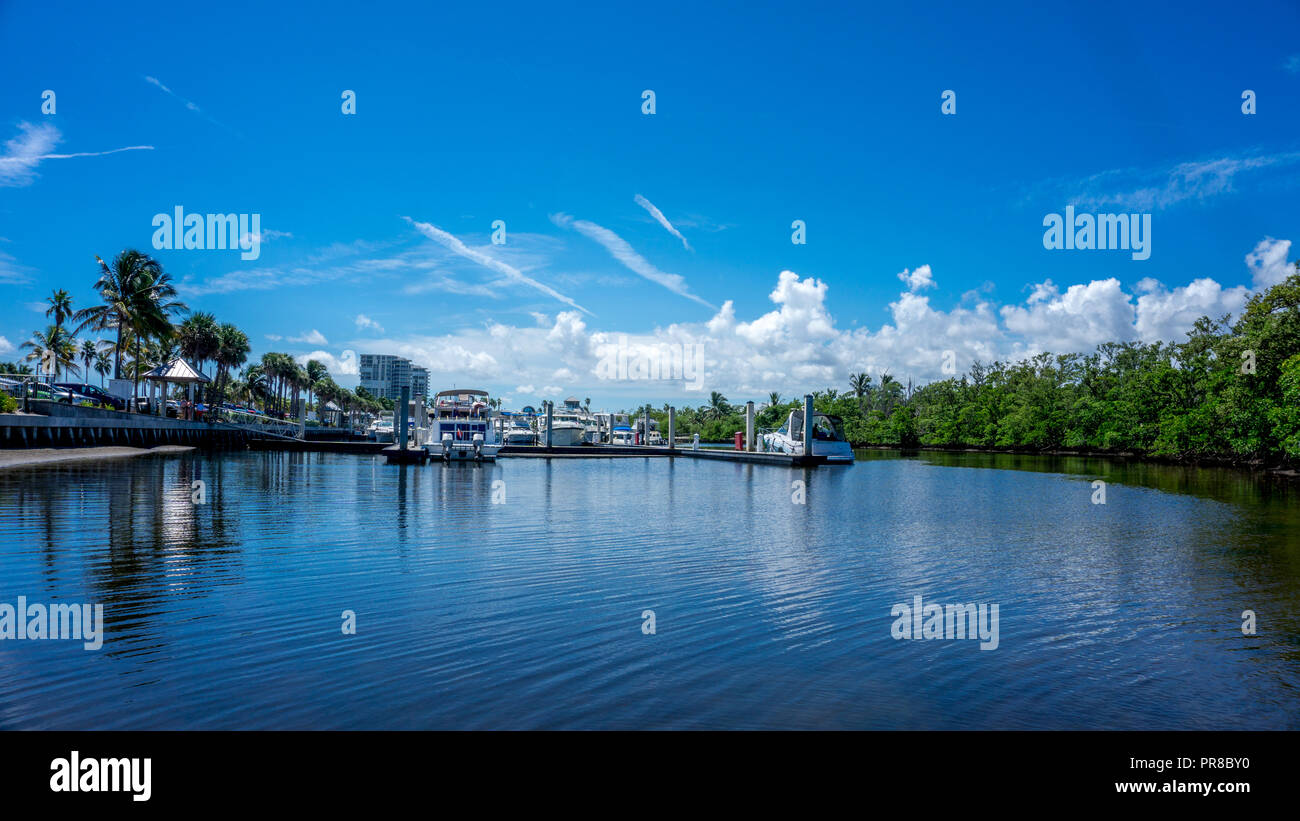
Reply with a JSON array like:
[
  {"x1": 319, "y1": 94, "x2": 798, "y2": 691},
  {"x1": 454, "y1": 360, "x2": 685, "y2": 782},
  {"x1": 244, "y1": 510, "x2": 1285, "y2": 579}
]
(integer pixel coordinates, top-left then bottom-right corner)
[{"x1": 0, "y1": 248, "x2": 380, "y2": 422}]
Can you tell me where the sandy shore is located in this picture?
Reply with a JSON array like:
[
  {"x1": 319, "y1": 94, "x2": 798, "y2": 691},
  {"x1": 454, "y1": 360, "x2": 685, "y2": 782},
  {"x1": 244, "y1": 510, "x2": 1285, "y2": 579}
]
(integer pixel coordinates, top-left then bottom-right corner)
[{"x1": 0, "y1": 445, "x2": 195, "y2": 469}]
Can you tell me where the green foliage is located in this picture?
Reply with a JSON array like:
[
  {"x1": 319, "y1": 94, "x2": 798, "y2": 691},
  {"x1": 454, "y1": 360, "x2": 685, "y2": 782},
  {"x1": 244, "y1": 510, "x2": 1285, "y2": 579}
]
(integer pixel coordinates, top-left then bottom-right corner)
[
  {"x1": 826, "y1": 269, "x2": 1300, "y2": 463},
  {"x1": 0, "y1": 392, "x2": 16, "y2": 413}
]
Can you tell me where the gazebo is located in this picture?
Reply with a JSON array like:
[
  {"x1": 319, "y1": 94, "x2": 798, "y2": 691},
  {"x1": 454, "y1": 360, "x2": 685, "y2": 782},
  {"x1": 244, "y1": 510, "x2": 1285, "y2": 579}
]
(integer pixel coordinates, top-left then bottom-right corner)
[{"x1": 142, "y1": 359, "x2": 211, "y2": 420}]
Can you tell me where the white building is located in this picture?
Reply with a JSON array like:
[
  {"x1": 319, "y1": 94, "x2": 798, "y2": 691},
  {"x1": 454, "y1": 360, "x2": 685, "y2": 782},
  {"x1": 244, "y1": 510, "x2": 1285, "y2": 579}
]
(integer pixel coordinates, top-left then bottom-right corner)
[{"x1": 359, "y1": 354, "x2": 427, "y2": 401}]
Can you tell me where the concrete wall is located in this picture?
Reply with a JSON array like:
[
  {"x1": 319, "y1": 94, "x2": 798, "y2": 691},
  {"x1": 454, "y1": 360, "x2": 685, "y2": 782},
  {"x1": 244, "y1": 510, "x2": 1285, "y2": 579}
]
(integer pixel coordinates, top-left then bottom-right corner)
[{"x1": 1, "y1": 409, "x2": 246, "y2": 449}]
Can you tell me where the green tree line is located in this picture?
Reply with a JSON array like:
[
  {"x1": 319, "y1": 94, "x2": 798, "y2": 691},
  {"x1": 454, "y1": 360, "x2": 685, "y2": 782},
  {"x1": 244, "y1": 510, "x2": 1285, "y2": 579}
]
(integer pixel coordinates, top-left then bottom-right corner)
[{"x1": 627, "y1": 267, "x2": 1300, "y2": 463}]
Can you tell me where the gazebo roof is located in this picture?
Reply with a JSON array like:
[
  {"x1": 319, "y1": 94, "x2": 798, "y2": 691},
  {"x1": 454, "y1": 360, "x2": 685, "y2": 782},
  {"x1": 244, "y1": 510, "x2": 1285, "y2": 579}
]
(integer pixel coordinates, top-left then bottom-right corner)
[{"x1": 142, "y1": 358, "x2": 211, "y2": 383}]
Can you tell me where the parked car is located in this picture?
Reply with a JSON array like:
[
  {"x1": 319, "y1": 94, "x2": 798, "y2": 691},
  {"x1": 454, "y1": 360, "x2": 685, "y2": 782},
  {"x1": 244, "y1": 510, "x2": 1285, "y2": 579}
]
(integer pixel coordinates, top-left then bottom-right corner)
[
  {"x1": 53, "y1": 383, "x2": 127, "y2": 410},
  {"x1": 29, "y1": 382, "x2": 85, "y2": 402}
]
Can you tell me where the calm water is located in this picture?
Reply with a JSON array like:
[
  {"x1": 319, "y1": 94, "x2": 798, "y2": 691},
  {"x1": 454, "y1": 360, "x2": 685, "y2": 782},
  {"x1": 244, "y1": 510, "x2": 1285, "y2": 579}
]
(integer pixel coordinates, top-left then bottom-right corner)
[{"x1": 1, "y1": 449, "x2": 1297, "y2": 729}]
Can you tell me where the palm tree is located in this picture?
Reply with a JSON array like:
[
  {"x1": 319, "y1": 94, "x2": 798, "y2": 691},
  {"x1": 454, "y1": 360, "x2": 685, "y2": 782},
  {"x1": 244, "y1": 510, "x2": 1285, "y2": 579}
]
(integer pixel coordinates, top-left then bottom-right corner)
[
  {"x1": 767, "y1": 391, "x2": 782, "y2": 408},
  {"x1": 242, "y1": 363, "x2": 269, "y2": 408},
  {"x1": 877, "y1": 372, "x2": 904, "y2": 415},
  {"x1": 849, "y1": 371, "x2": 872, "y2": 413},
  {"x1": 305, "y1": 359, "x2": 328, "y2": 409},
  {"x1": 93, "y1": 350, "x2": 112, "y2": 386},
  {"x1": 708, "y1": 390, "x2": 730, "y2": 419},
  {"x1": 39, "y1": 290, "x2": 78, "y2": 383},
  {"x1": 75, "y1": 251, "x2": 186, "y2": 405},
  {"x1": 127, "y1": 275, "x2": 186, "y2": 404},
  {"x1": 22, "y1": 325, "x2": 78, "y2": 382},
  {"x1": 45, "y1": 289, "x2": 74, "y2": 331},
  {"x1": 74, "y1": 251, "x2": 151, "y2": 380},
  {"x1": 79, "y1": 339, "x2": 97, "y2": 383},
  {"x1": 260, "y1": 353, "x2": 283, "y2": 415},
  {"x1": 177, "y1": 312, "x2": 220, "y2": 379},
  {"x1": 212, "y1": 324, "x2": 250, "y2": 415}
]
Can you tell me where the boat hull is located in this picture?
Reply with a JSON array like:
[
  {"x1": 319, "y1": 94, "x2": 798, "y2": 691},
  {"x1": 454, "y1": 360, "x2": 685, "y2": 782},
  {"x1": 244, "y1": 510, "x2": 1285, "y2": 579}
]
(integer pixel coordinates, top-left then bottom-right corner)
[
  {"x1": 426, "y1": 442, "x2": 502, "y2": 461},
  {"x1": 543, "y1": 426, "x2": 584, "y2": 447},
  {"x1": 760, "y1": 433, "x2": 854, "y2": 463}
]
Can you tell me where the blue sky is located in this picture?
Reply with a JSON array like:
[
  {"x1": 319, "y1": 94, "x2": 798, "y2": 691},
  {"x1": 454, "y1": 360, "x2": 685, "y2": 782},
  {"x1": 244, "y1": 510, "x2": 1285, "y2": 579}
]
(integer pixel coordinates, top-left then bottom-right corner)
[{"x1": 2, "y1": 0, "x2": 1298, "y2": 408}]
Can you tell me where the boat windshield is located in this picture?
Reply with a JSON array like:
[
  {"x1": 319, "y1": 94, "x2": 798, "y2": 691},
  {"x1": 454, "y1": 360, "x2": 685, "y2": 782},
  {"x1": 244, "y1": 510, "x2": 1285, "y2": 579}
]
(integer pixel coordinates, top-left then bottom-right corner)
[
  {"x1": 812, "y1": 414, "x2": 846, "y2": 441},
  {"x1": 789, "y1": 411, "x2": 846, "y2": 441}
]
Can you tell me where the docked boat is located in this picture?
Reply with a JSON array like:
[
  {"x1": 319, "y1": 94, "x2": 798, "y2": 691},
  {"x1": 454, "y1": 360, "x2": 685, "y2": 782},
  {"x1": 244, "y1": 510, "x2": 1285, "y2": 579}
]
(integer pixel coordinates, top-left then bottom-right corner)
[
  {"x1": 423, "y1": 389, "x2": 501, "y2": 461},
  {"x1": 540, "y1": 411, "x2": 585, "y2": 446},
  {"x1": 502, "y1": 414, "x2": 537, "y2": 445},
  {"x1": 556, "y1": 397, "x2": 601, "y2": 445},
  {"x1": 368, "y1": 410, "x2": 395, "y2": 443},
  {"x1": 610, "y1": 424, "x2": 634, "y2": 445},
  {"x1": 536, "y1": 398, "x2": 585, "y2": 446},
  {"x1": 760, "y1": 408, "x2": 854, "y2": 463},
  {"x1": 631, "y1": 415, "x2": 662, "y2": 445}
]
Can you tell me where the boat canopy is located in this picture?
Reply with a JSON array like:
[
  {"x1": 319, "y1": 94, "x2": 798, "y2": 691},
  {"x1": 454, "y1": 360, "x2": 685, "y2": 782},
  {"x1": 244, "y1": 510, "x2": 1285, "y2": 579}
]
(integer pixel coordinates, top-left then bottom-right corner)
[
  {"x1": 788, "y1": 410, "x2": 847, "y2": 442},
  {"x1": 435, "y1": 389, "x2": 488, "y2": 397}
]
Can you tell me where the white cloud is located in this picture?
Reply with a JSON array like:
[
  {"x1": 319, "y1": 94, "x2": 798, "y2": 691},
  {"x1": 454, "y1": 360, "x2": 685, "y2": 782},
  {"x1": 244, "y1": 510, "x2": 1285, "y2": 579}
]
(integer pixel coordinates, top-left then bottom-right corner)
[
  {"x1": 1135, "y1": 277, "x2": 1250, "y2": 341},
  {"x1": 897, "y1": 264, "x2": 936, "y2": 292},
  {"x1": 0, "y1": 122, "x2": 153, "y2": 188},
  {"x1": 289, "y1": 329, "x2": 328, "y2": 346},
  {"x1": 1245, "y1": 237, "x2": 1295, "y2": 290},
  {"x1": 0, "y1": 250, "x2": 32, "y2": 283},
  {"x1": 0, "y1": 336, "x2": 13, "y2": 356},
  {"x1": 257, "y1": 238, "x2": 1291, "y2": 404},
  {"x1": 634, "y1": 194, "x2": 691, "y2": 250},
  {"x1": 1001, "y1": 278, "x2": 1137, "y2": 352},
  {"x1": 552, "y1": 213, "x2": 713, "y2": 308},
  {"x1": 355, "y1": 314, "x2": 384, "y2": 333},
  {"x1": 404, "y1": 217, "x2": 590, "y2": 314},
  {"x1": 295, "y1": 349, "x2": 357, "y2": 376},
  {"x1": 1071, "y1": 152, "x2": 1300, "y2": 211},
  {"x1": 240, "y1": 228, "x2": 291, "y2": 246},
  {"x1": 144, "y1": 76, "x2": 240, "y2": 136}
]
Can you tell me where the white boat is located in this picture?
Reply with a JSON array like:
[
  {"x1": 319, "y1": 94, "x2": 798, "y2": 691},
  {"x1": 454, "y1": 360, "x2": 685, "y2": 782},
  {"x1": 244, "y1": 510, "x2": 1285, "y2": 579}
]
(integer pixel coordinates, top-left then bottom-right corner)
[
  {"x1": 368, "y1": 411, "x2": 395, "y2": 443},
  {"x1": 760, "y1": 408, "x2": 854, "y2": 463},
  {"x1": 631, "y1": 415, "x2": 661, "y2": 445},
  {"x1": 610, "y1": 424, "x2": 634, "y2": 445},
  {"x1": 540, "y1": 410, "x2": 585, "y2": 447},
  {"x1": 556, "y1": 397, "x2": 601, "y2": 445},
  {"x1": 502, "y1": 415, "x2": 537, "y2": 445},
  {"x1": 423, "y1": 389, "x2": 501, "y2": 461}
]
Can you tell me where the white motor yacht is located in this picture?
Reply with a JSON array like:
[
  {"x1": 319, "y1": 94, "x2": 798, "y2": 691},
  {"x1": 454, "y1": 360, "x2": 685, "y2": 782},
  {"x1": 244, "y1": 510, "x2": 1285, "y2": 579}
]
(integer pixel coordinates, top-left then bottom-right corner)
[
  {"x1": 368, "y1": 411, "x2": 395, "y2": 443},
  {"x1": 760, "y1": 408, "x2": 854, "y2": 463},
  {"x1": 539, "y1": 410, "x2": 585, "y2": 447},
  {"x1": 502, "y1": 414, "x2": 537, "y2": 445},
  {"x1": 424, "y1": 389, "x2": 502, "y2": 461}
]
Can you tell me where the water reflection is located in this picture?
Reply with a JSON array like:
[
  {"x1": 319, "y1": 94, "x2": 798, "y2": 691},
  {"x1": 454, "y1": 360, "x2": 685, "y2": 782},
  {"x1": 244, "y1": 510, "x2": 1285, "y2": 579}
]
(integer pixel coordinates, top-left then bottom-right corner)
[{"x1": 0, "y1": 449, "x2": 1296, "y2": 729}]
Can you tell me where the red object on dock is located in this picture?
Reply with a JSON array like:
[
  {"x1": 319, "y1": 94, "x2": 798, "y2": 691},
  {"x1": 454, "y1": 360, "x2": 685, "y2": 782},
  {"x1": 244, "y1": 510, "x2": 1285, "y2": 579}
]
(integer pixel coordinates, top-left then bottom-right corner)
[{"x1": 734, "y1": 431, "x2": 744, "y2": 450}]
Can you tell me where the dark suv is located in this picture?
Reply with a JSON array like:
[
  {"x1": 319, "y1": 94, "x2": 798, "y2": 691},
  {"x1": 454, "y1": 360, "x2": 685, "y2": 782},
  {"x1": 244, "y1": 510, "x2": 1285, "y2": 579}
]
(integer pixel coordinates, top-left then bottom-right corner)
[{"x1": 53, "y1": 383, "x2": 128, "y2": 410}]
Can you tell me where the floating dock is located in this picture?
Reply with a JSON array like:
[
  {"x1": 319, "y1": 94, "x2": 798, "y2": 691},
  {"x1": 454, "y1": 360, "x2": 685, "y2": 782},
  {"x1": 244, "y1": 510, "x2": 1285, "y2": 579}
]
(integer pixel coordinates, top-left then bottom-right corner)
[{"x1": 497, "y1": 444, "x2": 829, "y2": 466}]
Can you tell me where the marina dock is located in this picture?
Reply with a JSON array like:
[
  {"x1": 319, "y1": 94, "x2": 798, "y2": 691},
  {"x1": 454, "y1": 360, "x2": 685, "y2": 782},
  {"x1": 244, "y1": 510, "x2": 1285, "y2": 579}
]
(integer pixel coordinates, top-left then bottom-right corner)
[{"x1": 496, "y1": 444, "x2": 827, "y2": 465}]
